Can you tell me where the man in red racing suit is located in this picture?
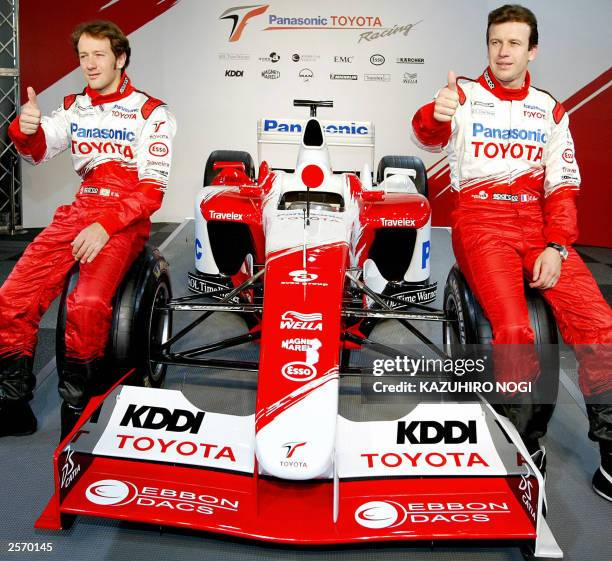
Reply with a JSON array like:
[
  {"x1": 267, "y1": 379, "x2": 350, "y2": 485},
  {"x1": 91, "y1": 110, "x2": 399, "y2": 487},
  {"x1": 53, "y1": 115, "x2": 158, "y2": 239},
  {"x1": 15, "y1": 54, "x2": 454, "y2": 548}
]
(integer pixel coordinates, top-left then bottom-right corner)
[
  {"x1": 412, "y1": 5, "x2": 612, "y2": 500},
  {"x1": 0, "y1": 21, "x2": 176, "y2": 439}
]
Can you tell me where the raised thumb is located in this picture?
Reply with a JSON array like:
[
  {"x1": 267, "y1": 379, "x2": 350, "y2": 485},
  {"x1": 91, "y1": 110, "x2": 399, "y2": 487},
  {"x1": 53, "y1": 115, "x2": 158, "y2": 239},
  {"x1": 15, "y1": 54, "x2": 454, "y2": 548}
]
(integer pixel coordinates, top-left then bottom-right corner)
[
  {"x1": 27, "y1": 86, "x2": 38, "y2": 106},
  {"x1": 447, "y1": 70, "x2": 458, "y2": 92}
]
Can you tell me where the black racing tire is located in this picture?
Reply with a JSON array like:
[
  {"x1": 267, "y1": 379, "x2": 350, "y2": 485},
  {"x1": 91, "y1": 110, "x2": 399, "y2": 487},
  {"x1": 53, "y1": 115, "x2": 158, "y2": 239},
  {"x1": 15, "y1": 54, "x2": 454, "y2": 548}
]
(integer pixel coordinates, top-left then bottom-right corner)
[
  {"x1": 56, "y1": 246, "x2": 172, "y2": 389},
  {"x1": 443, "y1": 264, "x2": 559, "y2": 428},
  {"x1": 204, "y1": 150, "x2": 255, "y2": 188},
  {"x1": 443, "y1": 264, "x2": 559, "y2": 350},
  {"x1": 376, "y1": 155, "x2": 428, "y2": 198}
]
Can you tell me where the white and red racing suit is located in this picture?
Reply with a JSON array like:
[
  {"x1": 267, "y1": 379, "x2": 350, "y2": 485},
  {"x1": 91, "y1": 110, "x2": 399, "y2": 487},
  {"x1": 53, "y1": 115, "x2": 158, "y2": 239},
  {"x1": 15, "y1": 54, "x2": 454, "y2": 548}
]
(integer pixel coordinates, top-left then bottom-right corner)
[
  {"x1": 412, "y1": 67, "x2": 612, "y2": 444},
  {"x1": 0, "y1": 75, "x2": 176, "y2": 403}
]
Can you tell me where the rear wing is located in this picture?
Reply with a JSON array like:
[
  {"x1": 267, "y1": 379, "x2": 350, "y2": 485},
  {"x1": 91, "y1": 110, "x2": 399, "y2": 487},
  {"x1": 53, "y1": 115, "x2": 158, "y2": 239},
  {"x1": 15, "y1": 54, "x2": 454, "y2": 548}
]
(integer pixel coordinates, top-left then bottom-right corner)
[{"x1": 257, "y1": 118, "x2": 375, "y2": 173}]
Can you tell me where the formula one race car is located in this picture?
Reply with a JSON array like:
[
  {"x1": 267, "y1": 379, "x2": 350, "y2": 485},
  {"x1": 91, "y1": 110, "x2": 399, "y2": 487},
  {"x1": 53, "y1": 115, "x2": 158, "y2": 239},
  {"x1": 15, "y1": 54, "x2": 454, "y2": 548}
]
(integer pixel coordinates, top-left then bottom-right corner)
[{"x1": 40, "y1": 101, "x2": 562, "y2": 560}]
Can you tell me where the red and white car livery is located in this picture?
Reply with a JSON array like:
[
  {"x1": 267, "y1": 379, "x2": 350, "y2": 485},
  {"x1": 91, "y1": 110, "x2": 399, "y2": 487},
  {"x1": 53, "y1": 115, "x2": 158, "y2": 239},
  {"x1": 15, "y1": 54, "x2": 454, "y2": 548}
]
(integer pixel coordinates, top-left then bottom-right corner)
[{"x1": 37, "y1": 102, "x2": 561, "y2": 559}]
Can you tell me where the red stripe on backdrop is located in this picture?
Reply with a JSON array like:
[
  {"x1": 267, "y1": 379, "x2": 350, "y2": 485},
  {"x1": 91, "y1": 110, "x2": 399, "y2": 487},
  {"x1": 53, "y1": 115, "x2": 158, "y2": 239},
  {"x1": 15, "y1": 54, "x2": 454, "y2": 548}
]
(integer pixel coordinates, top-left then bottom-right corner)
[
  {"x1": 571, "y1": 81, "x2": 612, "y2": 246},
  {"x1": 19, "y1": 0, "x2": 177, "y2": 102},
  {"x1": 564, "y1": 67, "x2": 612, "y2": 112}
]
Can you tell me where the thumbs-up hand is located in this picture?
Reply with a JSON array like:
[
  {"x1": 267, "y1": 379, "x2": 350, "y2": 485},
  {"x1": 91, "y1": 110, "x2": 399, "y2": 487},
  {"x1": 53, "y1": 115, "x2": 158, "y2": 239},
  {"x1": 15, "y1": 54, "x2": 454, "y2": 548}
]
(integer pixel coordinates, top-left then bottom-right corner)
[
  {"x1": 433, "y1": 71, "x2": 460, "y2": 123},
  {"x1": 19, "y1": 86, "x2": 42, "y2": 135}
]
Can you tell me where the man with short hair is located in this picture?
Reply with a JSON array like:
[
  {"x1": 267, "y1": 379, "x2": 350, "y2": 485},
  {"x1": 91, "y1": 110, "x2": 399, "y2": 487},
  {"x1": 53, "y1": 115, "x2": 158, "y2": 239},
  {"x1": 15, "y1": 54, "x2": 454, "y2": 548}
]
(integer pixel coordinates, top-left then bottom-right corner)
[
  {"x1": 0, "y1": 20, "x2": 176, "y2": 439},
  {"x1": 412, "y1": 4, "x2": 612, "y2": 500}
]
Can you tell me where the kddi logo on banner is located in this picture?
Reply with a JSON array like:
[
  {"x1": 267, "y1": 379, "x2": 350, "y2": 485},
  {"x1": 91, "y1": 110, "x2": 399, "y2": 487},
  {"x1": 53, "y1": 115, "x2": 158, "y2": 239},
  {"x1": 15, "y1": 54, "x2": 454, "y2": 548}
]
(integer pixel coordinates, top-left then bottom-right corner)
[
  {"x1": 397, "y1": 420, "x2": 477, "y2": 444},
  {"x1": 120, "y1": 404, "x2": 205, "y2": 434}
]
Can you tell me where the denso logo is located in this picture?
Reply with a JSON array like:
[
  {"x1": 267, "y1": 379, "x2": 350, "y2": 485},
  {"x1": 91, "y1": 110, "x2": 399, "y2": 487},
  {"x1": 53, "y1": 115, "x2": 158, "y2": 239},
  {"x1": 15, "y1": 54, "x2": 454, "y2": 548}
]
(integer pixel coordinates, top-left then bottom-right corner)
[
  {"x1": 263, "y1": 119, "x2": 369, "y2": 135},
  {"x1": 208, "y1": 211, "x2": 243, "y2": 221},
  {"x1": 119, "y1": 404, "x2": 205, "y2": 434},
  {"x1": 280, "y1": 311, "x2": 323, "y2": 331},
  {"x1": 396, "y1": 420, "x2": 477, "y2": 444},
  {"x1": 281, "y1": 361, "x2": 317, "y2": 382}
]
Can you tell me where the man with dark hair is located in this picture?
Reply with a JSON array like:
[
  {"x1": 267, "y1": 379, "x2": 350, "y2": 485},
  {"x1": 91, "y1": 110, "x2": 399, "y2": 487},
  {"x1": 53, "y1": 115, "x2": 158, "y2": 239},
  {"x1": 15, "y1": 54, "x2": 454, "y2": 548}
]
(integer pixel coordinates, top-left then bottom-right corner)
[
  {"x1": 412, "y1": 4, "x2": 612, "y2": 501},
  {"x1": 0, "y1": 20, "x2": 176, "y2": 439}
]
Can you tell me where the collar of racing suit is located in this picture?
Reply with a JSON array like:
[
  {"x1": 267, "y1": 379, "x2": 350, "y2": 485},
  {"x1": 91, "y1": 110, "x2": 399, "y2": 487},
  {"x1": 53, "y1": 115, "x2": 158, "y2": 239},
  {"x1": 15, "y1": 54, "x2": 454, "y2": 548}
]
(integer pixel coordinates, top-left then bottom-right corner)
[
  {"x1": 85, "y1": 73, "x2": 135, "y2": 106},
  {"x1": 478, "y1": 67, "x2": 530, "y2": 101}
]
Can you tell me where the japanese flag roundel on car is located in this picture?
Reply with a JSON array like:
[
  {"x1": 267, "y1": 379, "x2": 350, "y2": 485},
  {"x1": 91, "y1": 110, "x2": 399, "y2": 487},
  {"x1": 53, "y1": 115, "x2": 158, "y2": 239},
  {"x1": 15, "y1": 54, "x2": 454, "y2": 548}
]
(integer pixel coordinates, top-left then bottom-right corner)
[{"x1": 301, "y1": 164, "x2": 324, "y2": 188}]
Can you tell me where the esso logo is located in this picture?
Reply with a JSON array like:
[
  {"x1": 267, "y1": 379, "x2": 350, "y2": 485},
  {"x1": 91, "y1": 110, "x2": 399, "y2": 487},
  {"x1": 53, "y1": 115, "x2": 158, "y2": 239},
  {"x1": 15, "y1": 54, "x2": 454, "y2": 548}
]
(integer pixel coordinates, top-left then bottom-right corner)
[
  {"x1": 562, "y1": 148, "x2": 574, "y2": 163},
  {"x1": 354, "y1": 501, "x2": 406, "y2": 529},
  {"x1": 281, "y1": 361, "x2": 317, "y2": 382},
  {"x1": 85, "y1": 479, "x2": 137, "y2": 506},
  {"x1": 149, "y1": 142, "x2": 169, "y2": 157},
  {"x1": 370, "y1": 54, "x2": 385, "y2": 65},
  {"x1": 289, "y1": 269, "x2": 318, "y2": 283}
]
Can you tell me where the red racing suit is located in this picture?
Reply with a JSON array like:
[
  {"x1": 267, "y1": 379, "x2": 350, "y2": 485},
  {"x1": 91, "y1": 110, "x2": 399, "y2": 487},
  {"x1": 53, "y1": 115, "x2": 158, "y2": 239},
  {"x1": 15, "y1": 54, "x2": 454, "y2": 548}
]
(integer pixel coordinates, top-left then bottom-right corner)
[
  {"x1": 412, "y1": 68, "x2": 612, "y2": 441},
  {"x1": 0, "y1": 76, "x2": 175, "y2": 394}
]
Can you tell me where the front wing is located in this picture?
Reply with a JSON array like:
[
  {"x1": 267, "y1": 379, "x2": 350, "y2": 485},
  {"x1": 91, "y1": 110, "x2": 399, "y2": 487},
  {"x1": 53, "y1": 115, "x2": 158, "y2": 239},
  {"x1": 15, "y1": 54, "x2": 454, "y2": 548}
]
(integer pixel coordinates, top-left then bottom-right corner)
[{"x1": 36, "y1": 382, "x2": 561, "y2": 558}]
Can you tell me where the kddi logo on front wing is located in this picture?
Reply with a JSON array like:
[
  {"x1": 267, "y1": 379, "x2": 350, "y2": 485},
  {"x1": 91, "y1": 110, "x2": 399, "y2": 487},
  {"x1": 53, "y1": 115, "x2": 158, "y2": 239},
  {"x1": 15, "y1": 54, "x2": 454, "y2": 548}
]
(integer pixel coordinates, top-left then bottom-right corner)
[
  {"x1": 397, "y1": 420, "x2": 477, "y2": 444},
  {"x1": 85, "y1": 479, "x2": 239, "y2": 515},
  {"x1": 120, "y1": 404, "x2": 204, "y2": 434},
  {"x1": 354, "y1": 500, "x2": 510, "y2": 528}
]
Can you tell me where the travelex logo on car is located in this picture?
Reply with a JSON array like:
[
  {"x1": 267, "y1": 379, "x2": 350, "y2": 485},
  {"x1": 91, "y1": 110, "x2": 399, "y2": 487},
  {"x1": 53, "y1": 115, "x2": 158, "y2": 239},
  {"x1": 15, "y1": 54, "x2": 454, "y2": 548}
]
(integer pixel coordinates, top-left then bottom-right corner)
[{"x1": 264, "y1": 119, "x2": 369, "y2": 135}]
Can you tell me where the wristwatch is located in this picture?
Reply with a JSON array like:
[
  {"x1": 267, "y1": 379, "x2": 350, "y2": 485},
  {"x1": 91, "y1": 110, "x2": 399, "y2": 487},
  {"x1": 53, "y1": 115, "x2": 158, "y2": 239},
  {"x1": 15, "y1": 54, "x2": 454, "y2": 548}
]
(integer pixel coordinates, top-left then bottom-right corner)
[{"x1": 547, "y1": 242, "x2": 569, "y2": 261}]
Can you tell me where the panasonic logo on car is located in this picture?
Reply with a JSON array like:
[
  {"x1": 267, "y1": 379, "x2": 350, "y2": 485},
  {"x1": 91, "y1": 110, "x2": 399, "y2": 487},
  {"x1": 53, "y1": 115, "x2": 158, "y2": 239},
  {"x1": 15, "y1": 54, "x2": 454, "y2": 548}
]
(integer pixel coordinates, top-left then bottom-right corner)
[{"x1": 263, "y1": 119, "x2": 369, "y2": 135}]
